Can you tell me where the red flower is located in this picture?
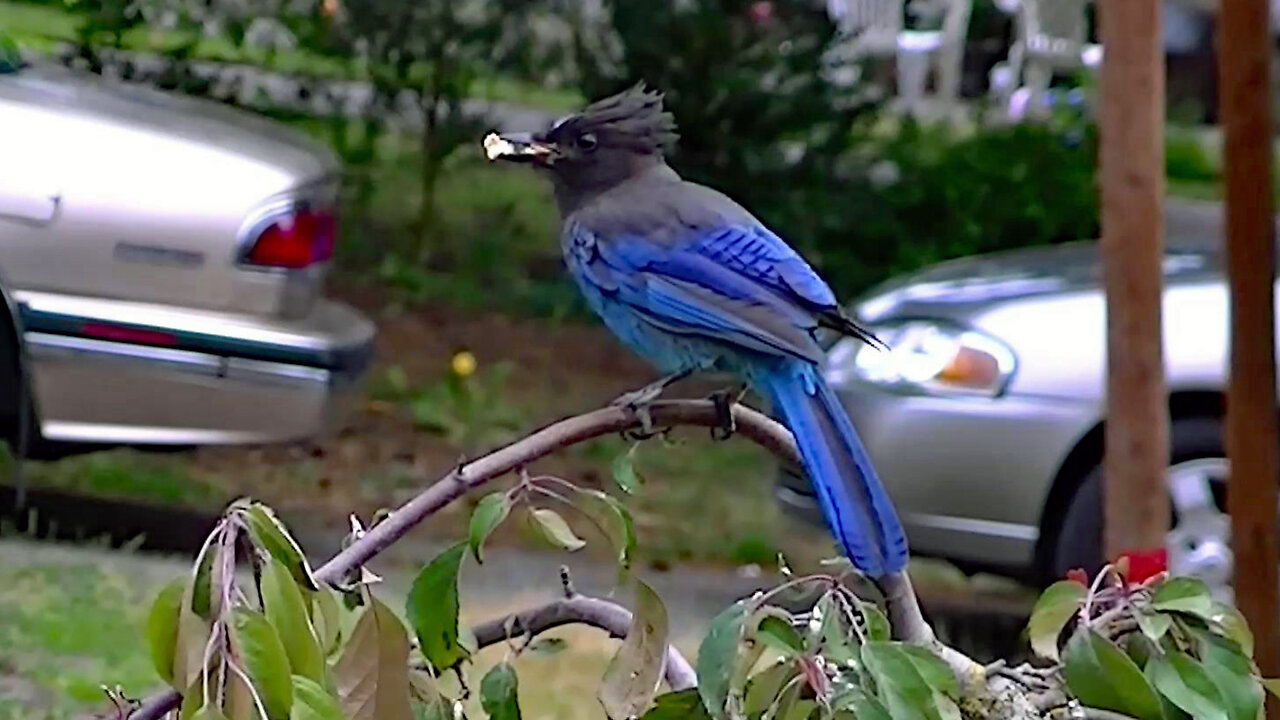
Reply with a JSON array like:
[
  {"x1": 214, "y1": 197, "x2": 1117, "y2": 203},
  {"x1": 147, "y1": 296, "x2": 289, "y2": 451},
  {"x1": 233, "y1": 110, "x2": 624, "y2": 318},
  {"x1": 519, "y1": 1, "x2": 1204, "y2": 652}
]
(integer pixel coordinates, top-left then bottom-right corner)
[
  {"x1": 1116, "y1": 548, "x2": 1167, "y2": 584},
  {"x1": 1065, "y1": 568, "x2": 1089, "y2": 586}
]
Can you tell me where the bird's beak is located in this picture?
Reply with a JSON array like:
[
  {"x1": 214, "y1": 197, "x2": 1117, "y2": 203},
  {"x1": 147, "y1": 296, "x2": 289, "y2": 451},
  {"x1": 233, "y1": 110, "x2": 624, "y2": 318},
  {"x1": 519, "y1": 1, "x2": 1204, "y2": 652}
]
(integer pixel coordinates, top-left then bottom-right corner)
[{"x1": 483, "y1": 132, "x2": 557, "y2": 165}]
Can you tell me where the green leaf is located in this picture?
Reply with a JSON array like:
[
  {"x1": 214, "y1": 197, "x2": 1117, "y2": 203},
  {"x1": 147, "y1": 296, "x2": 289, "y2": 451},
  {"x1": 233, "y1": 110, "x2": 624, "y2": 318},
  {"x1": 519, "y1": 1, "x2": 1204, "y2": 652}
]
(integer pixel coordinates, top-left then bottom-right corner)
[
  {"x1": 640, "y1": 689, "x2": 712, "y2": 719},
  {"x1": 1027, "y1": 581, "x2": 1086, "y2": 661},
  {"x1": 262, "y1": 557, "x2": 328, "y2": 686},
  {"x1": 813, "y1": 595, "x2": 858, "y2": 665},
  {"x1": 332, "y1": 595, "x2": 415, "y2": 720},
  {"x1": 761, "y1": 676, "x2": 804, "y2": 720},
  {"x1": 526, "y1": 637, "x2": 567, "y2": 656},
  {"x1": 179, "y1": 676, "x2": 207, "y2": 720},
  {"x1": 756, "y1": 615, "x2": 805, "y2": 656},
  {"x1": 480, "y1": 662, "x2": 522, "y2": 720},
  {"x1": 601, "y1": 580, "x2": 670, "y2": 720},
  {"x1": 468, "y1": 493, "x2": 511, "y2": 563},
  {"x1": 857, "y1": 600, "x2": 892, "y2": 643},
  {"x1": 744, "y1": 662, "x2": 799, "y2": 718},
  {"x1": 408, "y1": 670, "x2": 454, "y2": 720},
  {"x1": 1062, "y1": 628, "x2": 1164, "y2": 720},
  {"x1": 192, "y1": 543, "x2": 216, "y2": 620},
  {"x1": 291, "y1": 675, "x2": 347, "y2": 720},
  {"x1": 1148, "y1": 652, "x2": 1228, "y2": 720},
  {"x1": 571, "y1": 488, "x2": 636, "y2": 570},
  {"x1": 860, "y1": 642, "x2": 936, "y2": 720},
  {"x1": 1199, "y1": 634, "x2": 1263, "y2": 720},
  {"x1": 243, "y1": 503, "x2": 318, "y2": 591},
  {"x1": 406, "y1": 543, "x2": 468, "y2": 671},
  {"x1": 146, "y1": 578, "x2": 185, "y2": 686},
  {"x1": 611, "y1": 444, "x2": 643, "y2": 494},
  {"x1": 173, "y1": 570, "x2": 213, "y2": 691},
  {"x1": 190, "y1": 707, "x2": 230, "y2": 720},
  {"x1": 529, "y1": 508, "x2": 586, "y2": 552},
  {"x1": 697, "y1": 601, "x2": 750, "y2": 720},
  {"x1": 1152, "y1": 577, "x2": 1213, "y2": 617},
  {"x1": 847, "y1": 692, "x2": 893, "y2": 720},
  {"x1": 1262, "y1": 678, "x2": 1280, "y2": 700},
  {"x1": 900, "y1": 646, "x2": 960, "y2": 696},
  {"x1": 231, "y1": 608, "x2": 295, "y2": 720},
  {"x1": 1136, "y1": 610, "x2": 1173, "y2": 643},
  {"x1": 311, "y1": 587, "x2": 344, "y2": 657},
  {"x1": 1206, "y1": 602, "x2": 1255, "y2": 657}
]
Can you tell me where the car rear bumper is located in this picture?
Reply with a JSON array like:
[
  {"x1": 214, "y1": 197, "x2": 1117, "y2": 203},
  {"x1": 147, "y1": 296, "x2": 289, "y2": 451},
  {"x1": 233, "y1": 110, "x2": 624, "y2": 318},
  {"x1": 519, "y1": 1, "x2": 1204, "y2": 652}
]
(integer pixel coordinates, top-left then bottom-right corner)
[
  {"x1": 778, "y1": 381, "x2": 1098, "y2": 570},
  {"x1": 14, "y1": 290, "x2": 375, "y2": 446}
]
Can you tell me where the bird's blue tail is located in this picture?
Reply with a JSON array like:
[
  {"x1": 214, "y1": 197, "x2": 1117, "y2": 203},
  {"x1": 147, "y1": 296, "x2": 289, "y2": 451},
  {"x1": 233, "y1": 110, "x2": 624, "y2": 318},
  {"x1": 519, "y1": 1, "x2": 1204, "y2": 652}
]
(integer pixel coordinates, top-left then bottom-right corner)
[{"x1": 757, "y1": 362, "x2": 908, "y2": 577}]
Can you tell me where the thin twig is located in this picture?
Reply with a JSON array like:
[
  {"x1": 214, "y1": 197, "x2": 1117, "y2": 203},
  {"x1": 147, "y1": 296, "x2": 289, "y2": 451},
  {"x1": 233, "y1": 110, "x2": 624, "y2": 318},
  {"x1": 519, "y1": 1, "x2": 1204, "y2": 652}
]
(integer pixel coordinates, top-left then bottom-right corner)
[
  {"x1": 469, "y1": 594, "x2": 698, "y2": 690},
  {"x1": 125, "y1": 400, "x2": 803, "y2": 720}
]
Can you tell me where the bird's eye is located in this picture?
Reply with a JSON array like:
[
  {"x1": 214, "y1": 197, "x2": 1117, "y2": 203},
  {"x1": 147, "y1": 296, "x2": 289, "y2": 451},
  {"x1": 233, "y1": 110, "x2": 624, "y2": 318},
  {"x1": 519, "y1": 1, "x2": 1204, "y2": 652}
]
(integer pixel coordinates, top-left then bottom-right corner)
[{"x1": 576, "y1": 133, "x2": 599, "y2": 152}]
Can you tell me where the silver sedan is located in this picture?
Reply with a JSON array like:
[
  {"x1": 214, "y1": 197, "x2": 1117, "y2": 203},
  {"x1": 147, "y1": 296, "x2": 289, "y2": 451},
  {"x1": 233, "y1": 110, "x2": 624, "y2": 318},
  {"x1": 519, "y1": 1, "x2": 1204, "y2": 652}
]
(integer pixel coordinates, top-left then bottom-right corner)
[
  {"x1": 0, "y1": 61, "x2": 375, "y2": 456},
  {"x1": 780, "y1": 238, "x2": 1236, "y2": 590}
]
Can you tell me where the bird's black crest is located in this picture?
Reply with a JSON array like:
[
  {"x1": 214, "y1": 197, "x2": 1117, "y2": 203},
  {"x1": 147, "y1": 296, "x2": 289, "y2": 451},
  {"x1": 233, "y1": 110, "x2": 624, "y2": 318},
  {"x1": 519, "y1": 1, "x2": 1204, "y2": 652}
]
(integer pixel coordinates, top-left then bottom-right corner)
[{"x1": 551, "y1": 82, "x2": 679, "y2": 154}]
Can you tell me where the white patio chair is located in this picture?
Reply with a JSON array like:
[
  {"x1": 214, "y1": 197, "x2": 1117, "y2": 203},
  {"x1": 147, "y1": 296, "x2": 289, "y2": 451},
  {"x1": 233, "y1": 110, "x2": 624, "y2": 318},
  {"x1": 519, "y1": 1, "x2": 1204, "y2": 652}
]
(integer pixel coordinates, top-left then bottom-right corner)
[
  {"x1": 990, "y1": 0, "x2": 1101, "y2": 117},
  {"x1": 827, "y1": 0, "x2": 974, "y2": 120}
]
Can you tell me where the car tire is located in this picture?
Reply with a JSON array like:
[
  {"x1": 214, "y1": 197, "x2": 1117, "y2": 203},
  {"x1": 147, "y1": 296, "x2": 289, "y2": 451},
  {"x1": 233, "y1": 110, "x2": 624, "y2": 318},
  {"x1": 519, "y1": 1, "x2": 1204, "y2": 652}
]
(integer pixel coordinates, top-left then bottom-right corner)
[{"x1": 1048, "y1": 417, "x2": 1224, "y2": 581}]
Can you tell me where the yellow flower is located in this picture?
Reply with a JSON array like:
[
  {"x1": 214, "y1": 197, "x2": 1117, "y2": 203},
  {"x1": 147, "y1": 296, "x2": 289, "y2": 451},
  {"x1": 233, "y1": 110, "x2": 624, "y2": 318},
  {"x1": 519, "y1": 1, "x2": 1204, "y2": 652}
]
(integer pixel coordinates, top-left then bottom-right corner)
[{"x1": 451, "y1": 351, "x2": 477, "y2": 378}]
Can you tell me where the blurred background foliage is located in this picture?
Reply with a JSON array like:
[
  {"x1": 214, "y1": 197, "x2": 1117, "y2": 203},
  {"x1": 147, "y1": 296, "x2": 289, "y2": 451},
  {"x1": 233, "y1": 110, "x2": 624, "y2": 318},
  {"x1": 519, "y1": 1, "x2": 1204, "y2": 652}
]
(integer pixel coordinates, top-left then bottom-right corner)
[{"x1": 0, "y1": 0, "x2": 1126, "y2": 312}]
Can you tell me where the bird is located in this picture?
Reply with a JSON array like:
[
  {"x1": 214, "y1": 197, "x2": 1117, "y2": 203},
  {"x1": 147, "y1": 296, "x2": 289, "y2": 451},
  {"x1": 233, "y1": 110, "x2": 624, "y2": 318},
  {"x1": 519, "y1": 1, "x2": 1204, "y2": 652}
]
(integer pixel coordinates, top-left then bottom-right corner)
[{"x1": 483, "y1": 84, "x2": 907, "y2": 577}]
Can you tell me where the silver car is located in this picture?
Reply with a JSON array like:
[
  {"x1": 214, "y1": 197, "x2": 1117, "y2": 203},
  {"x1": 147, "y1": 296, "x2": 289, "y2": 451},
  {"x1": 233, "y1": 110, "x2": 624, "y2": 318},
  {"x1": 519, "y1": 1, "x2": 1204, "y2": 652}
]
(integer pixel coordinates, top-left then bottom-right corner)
[
  {"x1": 0, "y1": 61, "x2": 375, "y2": 456},
  {"x1": 780, "y1": 237, "x2": 1236, "y2": 588}
]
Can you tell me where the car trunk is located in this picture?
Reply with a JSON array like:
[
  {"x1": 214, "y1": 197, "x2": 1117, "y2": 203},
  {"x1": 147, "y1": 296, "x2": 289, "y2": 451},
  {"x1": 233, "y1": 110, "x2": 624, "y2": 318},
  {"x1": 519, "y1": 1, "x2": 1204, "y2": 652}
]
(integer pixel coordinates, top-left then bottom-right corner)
[{"x1": 0, "y1": 64, "x2": 340, "y2": 318}]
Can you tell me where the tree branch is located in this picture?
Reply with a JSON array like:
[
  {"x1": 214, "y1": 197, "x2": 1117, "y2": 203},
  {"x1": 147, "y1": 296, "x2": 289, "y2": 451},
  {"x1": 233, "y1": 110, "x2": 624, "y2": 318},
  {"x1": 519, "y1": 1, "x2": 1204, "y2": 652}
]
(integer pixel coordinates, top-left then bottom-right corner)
[
  {"x1": 126, "y1": 400, "x2": 804, "y2": 720},
  {"x1": 470, "y1": 594, "x2": 698, "y2": 690}
]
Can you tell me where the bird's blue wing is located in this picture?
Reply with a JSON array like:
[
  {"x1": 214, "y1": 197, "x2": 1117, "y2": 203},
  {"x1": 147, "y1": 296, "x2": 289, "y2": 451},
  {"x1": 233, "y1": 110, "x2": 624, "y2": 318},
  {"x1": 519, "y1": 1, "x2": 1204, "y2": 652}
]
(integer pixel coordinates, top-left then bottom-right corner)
[
  {"x1": 564, "y1": 219, "x2": 830, "y2": 363},
  {"x1": 681, "y1": 224, "x2": 839, "y2": 311}
]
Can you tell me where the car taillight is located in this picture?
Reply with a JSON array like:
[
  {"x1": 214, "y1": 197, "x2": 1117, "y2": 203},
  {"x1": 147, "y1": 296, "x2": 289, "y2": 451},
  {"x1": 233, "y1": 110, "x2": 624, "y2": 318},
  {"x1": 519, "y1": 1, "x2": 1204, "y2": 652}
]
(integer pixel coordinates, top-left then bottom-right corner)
[{"x1": 243, "y1": 207, "x2": 336, "y2": 269}]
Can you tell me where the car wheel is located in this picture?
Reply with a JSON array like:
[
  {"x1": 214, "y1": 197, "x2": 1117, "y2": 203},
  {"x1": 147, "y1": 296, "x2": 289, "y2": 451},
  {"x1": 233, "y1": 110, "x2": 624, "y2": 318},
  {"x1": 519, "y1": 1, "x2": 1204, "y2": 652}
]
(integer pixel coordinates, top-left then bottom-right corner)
[{"x1": 1049, "y1": 418, "x2": 1231, "y2": 594}]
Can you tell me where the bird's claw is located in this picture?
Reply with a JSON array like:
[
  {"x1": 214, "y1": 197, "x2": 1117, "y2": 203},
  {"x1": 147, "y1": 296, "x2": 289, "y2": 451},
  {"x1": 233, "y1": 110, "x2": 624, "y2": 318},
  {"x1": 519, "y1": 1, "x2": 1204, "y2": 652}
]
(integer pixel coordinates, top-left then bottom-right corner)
[
  {"x1": 707, "y1": 384, "x2": 748, "y2": 441},
  {"x1": 709, "y1": 390, "x2": 736, "y2": 441},
  {"x1": 611, "y1": 372, "x2": 689, "y2": 440}
]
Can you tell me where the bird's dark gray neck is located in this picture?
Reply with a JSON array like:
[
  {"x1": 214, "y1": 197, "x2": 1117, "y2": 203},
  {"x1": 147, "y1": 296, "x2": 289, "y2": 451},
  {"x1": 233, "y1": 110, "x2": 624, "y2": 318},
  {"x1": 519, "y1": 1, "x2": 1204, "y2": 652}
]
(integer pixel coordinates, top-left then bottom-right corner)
[{"x1": 553, "y1": 158, "x2": 679, "y2": 216}]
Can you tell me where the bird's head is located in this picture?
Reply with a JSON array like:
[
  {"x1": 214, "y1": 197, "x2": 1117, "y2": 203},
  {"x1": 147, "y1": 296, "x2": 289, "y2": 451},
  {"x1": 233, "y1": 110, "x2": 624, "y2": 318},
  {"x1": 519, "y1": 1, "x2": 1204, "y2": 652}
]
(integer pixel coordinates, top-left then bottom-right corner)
[{"x1": 483, "y1": 83, "x2": 678, "y2": 209}]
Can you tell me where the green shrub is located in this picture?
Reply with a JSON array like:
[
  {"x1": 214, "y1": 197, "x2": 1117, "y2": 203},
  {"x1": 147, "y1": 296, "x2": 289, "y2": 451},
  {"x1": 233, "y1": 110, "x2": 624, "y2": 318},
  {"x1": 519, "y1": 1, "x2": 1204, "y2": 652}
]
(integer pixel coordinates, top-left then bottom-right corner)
[{"x1": 572, "y1": 0, "x2": 1098, "y2": 297}]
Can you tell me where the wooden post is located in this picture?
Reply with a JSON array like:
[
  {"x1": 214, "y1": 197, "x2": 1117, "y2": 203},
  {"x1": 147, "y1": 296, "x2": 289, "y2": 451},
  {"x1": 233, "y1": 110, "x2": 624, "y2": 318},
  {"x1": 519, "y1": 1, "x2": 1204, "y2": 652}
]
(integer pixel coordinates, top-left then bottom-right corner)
[
  {"x1": 1098, "y1": 0, "x2": 1170, "y2": 558},
  {"x1": 1219, "y1": 0, "x2": 1280, "y2": 689}
]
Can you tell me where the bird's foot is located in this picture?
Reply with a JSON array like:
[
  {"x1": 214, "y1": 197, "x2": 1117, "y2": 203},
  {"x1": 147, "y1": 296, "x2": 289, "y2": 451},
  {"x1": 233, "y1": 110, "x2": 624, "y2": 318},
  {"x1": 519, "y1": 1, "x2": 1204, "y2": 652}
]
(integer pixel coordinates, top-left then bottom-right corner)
[
  {"x1": 707, "y1": 383, "x2": 749, "y2": 441},
  {"x1": 611, "y1": 371, "x2": 691, "y2": 439}
]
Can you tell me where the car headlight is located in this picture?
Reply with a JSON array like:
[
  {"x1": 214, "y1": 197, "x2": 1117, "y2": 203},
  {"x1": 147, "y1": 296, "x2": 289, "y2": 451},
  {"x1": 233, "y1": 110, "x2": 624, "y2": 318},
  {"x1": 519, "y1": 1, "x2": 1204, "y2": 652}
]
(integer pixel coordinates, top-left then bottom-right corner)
[{"x1": 823, "y1": 321, "x2": 1017, "y2": 397}]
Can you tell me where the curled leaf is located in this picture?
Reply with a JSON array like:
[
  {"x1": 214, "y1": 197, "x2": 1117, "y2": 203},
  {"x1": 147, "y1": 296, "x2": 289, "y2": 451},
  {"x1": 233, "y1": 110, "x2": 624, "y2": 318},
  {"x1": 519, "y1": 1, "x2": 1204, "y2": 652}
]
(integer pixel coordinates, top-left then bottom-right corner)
[
  {"x1": 146, "y1": 578, "x2": 184, "y2": 686},
  {"x1": 697, "y1": 602, "x2": 750, "y2": 719},
  {"x1": 600, "y1": 580, "x2": 669, "y2": 720},
  {"x1": 469, "y1": 493, "x2": 512, "y2": 563},
  {"x1": 1027, "y1": 580, "x2": 1086, "y2": 661},
  {"x1": 481, "y1": 662, "x2": 522, "y2": 720},
  {"x1": 1147, "y1": 651, "x2": 1227, "y2": 720},
  {"x1": 291, "y1": 675, "x2": 346, "y2": 720},
  {"x1": 333, "y1": 595, "x2": 414, "y2": 720},
  {"x1": 530, "y1": 508, "x2": 587, "y2": 552},
  {"x1": 243, "y1": 503, "x2": 318, "y2": 591},
  {"x1": 1062, "y1": 628, "x2": 1163, "y2": 720},
  {"x1": 261, "y1": 557, "x2": 327, "y2": 686},
  {"x1": 406, "y1": 543, "x2": 468, "y2": 671},
  {"x1": 611, "y1": 445, "x2": 644, "y2": 494},
  {"x1": 230, "y1": 608, "x2": 294, "y2": 720},
  {"x1": 1151, "y1": 577, "x2": 1212, "y2": 617}
]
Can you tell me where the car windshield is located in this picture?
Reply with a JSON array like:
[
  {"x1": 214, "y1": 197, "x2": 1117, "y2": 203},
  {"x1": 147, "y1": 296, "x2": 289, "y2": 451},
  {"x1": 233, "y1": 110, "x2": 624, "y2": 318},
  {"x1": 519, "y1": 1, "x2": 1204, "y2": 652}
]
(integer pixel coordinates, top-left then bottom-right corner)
[{"x1": 0, "y1": 34, "x2": 25, "y2": 74}]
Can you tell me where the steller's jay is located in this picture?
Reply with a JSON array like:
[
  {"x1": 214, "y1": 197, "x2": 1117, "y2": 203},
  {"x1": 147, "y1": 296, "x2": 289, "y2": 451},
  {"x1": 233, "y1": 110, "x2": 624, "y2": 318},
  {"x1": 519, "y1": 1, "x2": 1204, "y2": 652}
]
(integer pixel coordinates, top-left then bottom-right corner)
[{"x1": 485, "y1": 85, "x2": 906, "y2": 577}]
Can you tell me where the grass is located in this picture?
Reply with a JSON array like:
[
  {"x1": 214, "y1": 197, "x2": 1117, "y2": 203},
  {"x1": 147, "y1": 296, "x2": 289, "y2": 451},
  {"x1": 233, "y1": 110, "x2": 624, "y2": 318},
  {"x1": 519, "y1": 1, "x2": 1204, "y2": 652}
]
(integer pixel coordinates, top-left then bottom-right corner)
[
  {"x1": 0, "y1": 540, "x2": 169, "y2": 719},
  {"x1": 0, "y1": 539, "x2": 659, "y2": 720},
  {"x1": 0, "y1": 446, "x2": 223, "y2": 510},
  {"x1": 0, "y1": 0, "x2": 582, "y2": 111}
]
